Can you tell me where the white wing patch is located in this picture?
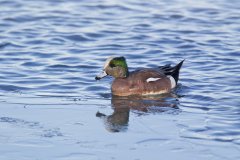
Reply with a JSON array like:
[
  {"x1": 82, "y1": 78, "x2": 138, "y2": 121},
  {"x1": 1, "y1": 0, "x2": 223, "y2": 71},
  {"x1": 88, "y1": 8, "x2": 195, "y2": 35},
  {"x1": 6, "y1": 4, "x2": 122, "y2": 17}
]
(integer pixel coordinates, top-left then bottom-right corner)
[
  {"x1": 146, "y1": 77, "x2": 161, "y2": 83},
  {"x1": 167, "y1": 75, "x2": 176, "y2": 88}
]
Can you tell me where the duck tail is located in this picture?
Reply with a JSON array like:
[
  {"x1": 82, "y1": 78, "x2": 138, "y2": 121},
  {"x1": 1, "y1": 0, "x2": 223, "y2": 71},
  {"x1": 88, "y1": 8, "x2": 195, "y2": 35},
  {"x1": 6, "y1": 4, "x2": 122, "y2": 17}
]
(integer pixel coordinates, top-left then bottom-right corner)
[{"x1": 171, "y1": 60, "x2": 184, "y2": 83}]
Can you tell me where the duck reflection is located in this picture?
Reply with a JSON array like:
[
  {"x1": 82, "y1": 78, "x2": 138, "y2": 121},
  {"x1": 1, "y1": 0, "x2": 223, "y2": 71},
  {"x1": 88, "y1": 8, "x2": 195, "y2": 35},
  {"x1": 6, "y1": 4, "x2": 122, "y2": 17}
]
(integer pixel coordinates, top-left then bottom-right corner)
[{"x1": 96, "y1": 94, "x2": 180, "y2": 132}]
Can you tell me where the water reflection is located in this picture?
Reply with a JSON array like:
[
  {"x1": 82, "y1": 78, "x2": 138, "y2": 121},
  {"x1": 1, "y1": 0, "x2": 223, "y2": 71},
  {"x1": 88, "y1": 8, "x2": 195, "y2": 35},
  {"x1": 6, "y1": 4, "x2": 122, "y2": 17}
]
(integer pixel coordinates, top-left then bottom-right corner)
[{"x1": 96, "y1": 94, "x2": 180, "y2": 132}]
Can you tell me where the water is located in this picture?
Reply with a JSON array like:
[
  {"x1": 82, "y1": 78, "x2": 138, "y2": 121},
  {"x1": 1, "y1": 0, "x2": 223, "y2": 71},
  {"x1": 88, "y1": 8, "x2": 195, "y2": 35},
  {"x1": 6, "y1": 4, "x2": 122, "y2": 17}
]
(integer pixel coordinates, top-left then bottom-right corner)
[{"x1": 0, "y1": 0, "x2": 240, "y2": 159}]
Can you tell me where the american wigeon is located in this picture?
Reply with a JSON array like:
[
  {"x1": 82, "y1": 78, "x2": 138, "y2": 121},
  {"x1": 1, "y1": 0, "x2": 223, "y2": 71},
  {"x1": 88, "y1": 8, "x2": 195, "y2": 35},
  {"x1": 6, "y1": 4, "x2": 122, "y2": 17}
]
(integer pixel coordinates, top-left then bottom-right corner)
[{"x1": 95, "y1": 56, "x2": 184, "y2": 96}]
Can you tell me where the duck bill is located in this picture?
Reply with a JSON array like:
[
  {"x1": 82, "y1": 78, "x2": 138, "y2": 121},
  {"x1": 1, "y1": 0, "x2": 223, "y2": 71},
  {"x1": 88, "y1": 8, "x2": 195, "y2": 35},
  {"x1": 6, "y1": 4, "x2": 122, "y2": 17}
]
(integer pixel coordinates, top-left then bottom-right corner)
[{"x1": 95, "y1": 70, "x2": 107, "y2": 80}]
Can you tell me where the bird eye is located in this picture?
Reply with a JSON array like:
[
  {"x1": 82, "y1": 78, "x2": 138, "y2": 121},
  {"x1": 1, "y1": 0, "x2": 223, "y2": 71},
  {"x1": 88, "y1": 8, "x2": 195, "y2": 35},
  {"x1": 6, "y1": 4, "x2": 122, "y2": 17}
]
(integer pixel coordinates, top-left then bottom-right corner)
[{"x1": 110, "y1": 63, "x2": 116, "y2": 68}]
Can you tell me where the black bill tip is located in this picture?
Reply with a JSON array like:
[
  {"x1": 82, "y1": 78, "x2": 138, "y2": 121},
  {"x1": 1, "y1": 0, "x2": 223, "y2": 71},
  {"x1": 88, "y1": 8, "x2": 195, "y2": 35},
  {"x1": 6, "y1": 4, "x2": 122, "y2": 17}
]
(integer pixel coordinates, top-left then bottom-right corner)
[{"x1": 95, "y1": 76, "x2": 101, "y2": 80}]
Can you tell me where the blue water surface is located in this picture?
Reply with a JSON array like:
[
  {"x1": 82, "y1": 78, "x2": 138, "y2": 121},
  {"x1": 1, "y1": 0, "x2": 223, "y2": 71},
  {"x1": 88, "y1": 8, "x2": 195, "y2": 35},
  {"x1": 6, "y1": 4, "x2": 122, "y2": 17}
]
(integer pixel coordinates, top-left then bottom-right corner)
[{"x1": 0, "y1": 0, "x2": 240, "y2": 160}]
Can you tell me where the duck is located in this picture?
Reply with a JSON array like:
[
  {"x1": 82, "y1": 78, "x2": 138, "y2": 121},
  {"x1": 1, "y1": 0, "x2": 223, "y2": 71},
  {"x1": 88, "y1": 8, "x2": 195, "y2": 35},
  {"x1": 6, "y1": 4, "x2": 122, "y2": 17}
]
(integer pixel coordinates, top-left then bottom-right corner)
[{"x1": 95, "y1": 56, "x2": 184, "y2": 96}]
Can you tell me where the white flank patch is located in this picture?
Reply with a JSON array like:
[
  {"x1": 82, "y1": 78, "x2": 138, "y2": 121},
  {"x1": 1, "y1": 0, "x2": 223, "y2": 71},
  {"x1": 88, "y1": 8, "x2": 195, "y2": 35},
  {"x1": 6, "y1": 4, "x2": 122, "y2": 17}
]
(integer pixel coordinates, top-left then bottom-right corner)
[
  {"x1": 142, "y1": 90, "x2": 167, "y2": 95},
  {"x1": 104, "y1": 56, "x2": 115, "y2": 69},
  {"x1": 167, "y1": 75, "x2": 176, "y2": 88},
  {"x1": 146, "y1": 77, "x2": 161, "y2": 83}
]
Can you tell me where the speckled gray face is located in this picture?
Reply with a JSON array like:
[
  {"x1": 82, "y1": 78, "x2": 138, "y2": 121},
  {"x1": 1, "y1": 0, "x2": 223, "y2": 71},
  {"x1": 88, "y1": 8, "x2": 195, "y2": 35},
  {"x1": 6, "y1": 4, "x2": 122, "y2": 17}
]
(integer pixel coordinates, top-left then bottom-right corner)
[{"x1": 95, "y1": 57, "x2": 114, "y2": 80}]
